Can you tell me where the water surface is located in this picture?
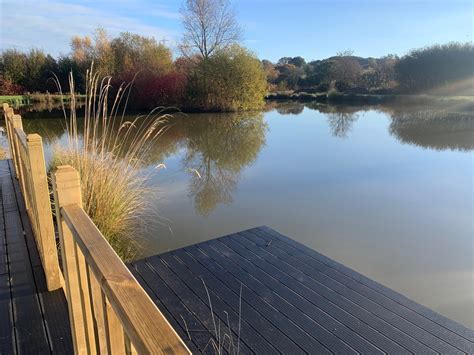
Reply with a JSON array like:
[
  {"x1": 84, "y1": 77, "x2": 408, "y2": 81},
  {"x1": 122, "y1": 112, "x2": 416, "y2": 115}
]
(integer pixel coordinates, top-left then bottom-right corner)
[{"x1": 13, "y1": 101, "x2": 474, "y2": 329}]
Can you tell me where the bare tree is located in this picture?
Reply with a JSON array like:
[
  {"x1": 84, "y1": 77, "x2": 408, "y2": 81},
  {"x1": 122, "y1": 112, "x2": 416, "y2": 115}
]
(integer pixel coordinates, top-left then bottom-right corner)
[{"x1": 180, "y1": 0, "x2": 242, "y2": 58}]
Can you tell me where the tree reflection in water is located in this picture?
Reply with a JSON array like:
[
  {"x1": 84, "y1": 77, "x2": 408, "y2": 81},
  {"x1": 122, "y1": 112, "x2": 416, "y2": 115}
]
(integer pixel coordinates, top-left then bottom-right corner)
[
  {"x1": 326, "y1": 111, "x2": 360, "y2": 138},
  {"x1": 388, "y1": 108, "x2": 474, "y2": 152},
  {"x1": 15, "y1": 101, "x2": 473, "y2": 217},
  {"x1": 181, "y1": 111, "x2": 267, "y2": 215},
  {"x1": 20, "y1": 109, "x2": 267, "y2": 216}
]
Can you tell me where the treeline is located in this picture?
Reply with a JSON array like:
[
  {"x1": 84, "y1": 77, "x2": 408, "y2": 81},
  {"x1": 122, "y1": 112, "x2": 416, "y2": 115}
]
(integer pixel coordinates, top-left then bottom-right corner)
[
  {"x1": 1, "y1": 38, "x2": 473, "y2": 111},
  {"x1": 0, "y1": 29, "x2": 266, "y2": 112},
  {"x1": 263, "y1": 42, "x2": 474, "y2": 95}
]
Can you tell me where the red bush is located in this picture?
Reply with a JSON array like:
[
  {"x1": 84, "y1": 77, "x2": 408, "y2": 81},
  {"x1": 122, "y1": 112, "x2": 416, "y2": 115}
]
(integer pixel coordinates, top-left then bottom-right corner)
[
  {"x1": 114, "y1": 71, "x2": 187, "y2": 110},
  {"x1": 0, "y1": 74, "x2": 24, "y2": 95}
]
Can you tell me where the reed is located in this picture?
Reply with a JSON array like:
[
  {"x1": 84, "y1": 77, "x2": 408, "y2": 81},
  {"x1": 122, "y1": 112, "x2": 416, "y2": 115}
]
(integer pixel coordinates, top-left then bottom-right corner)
[{"x1": 50, "y1": 65, "x2": 172, "y2": 261}]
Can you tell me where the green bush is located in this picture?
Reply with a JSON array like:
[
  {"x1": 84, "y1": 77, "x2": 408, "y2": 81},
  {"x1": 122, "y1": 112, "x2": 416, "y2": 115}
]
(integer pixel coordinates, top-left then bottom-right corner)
[{"x1": 186, "y1": 45, "x2": 267, "y2": 111}]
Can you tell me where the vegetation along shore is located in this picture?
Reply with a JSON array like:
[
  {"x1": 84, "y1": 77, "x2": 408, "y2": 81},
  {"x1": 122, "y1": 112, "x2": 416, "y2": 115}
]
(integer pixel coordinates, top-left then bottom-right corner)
[{"x1": 1, "y1": 32, "x2": 472, "y2": 112}]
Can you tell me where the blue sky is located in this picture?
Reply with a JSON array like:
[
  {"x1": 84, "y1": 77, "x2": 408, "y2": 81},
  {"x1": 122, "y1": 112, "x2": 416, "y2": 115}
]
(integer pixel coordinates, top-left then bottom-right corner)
[{"x1": 1, "y1": 0, "x2": 472, "y2": 61}]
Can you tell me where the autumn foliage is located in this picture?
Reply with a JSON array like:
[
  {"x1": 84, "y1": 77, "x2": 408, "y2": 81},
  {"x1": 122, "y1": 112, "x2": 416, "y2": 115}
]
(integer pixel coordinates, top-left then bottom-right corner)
[{"x1": 116, "y1": 71, "x2": 188, "y2": 110}]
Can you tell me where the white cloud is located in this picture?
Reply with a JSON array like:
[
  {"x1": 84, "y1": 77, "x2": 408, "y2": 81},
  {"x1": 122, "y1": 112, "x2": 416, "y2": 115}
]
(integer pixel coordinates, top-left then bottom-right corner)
[{"x1": 0, "y1": 0, "x2": 180, "y2": 55}]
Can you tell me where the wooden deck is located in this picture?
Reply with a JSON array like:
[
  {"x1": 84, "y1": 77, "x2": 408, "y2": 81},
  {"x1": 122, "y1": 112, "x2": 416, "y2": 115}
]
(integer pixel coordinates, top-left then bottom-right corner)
[
  {"x1": 0, "y1": 160, "x2": 72, "y2": 354},
  {"x1": 131, "y1": 226, "x2": 474, "y2": 354}
]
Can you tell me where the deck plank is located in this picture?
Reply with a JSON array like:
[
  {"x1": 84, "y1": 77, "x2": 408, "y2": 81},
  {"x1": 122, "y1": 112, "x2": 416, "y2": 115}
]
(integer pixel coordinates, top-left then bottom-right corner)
[
  {"x1": 0, "y1": 273, "x2": 15, "y2": 355},
  {"x1": 132, "y1": 226, "x2": 474, "y2": 355},
  {"x1": 159, "y1": 251, "x2": 292, "y2": 354},
  {"x1": 169, "y1": 248, "x2": 307, "y2": 354},
  {"x1": 129, "y1": 266, "x2": 201, "y2": 354},
  {"x1": 173, "y1": 247, "x2": 330, "y2": 354},
  {"x1": 1, "y1": 165, "x2": 50, "y2": 354},
  {"x1": 0, "y1": 160, "x2": 72, "y2": 354},
  {"x1": 223, "y1": 232, "x2": 412, "y2": 354},
  {"x1": 255, "y1": 226, "x2": 474, "y2": 353},
  {"x1": 240, "y1": 229, "x2": 440, "y2": 354},
  {"x1": 132, "y1": 260, "x2": 217, "y2": 353}
]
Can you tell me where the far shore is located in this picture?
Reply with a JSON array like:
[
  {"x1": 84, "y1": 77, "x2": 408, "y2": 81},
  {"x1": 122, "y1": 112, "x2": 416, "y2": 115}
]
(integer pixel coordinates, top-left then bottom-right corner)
[
  {"x1": 266, "y1": 91, "x2": 474, "y2": 106},
  {"x1": 2, "y1": 92, "x2": 473, "y2": 116}
]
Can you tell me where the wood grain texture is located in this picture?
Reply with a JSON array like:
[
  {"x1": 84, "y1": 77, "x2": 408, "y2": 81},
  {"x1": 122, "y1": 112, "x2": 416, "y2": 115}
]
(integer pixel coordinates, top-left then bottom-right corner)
[
  {"x1": 26, "y1": 134, "x2": 61, "y2": 290},
  {"x1": 52, "y1": 166, "x2": 91, "y2": 354},
  {"x1": 62, "y1": 203, "x2": 190, "y2": 354}
]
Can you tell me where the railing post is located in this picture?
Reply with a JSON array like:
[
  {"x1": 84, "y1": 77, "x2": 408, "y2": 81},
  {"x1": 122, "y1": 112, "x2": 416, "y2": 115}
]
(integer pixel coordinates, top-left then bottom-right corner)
[
  {"x1": 26, "y1": 134, "x2": 62, "y2": 291},
  {"x1": 2, "y1": 104, "x2": 15, "y2": 164},
  {"x1": 11, "y1": 115, "x2": 28, "y2": 206},
  {"x1": 52, "y1": 166, "x2": 97, "y2": 354}
]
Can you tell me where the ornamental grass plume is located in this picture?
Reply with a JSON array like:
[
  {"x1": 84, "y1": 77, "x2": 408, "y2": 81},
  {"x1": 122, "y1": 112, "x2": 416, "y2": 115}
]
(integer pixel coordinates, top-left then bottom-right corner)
[{"x1": 51, "y1": 65, "x2": 172, "y2": 261}]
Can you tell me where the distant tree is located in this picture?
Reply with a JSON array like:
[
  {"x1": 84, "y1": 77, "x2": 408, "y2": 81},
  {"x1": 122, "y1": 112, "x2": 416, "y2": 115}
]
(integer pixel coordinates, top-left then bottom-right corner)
[
  {"x1": 56, "y1": 55, "x2": 85, "y2": 92},
  {"x1": 23, "y1": 49, "x2": 58, "y2": 92},
  {"x1": 360, "y1": 55, "x2": 397, "y2": 90},
  {"x1": 71, "y1": 35, "x2": 93, "y2": 65},
  {"x1": 69, "y1": 28, "x2": 115, "y2": 89},
  {"x1": 274, "y1": 63, "x2": 304, "y2": 90},
  {"x1": 180, "y1": 0, "x2": 241, "y2": 58},
  {"x1": 395, "y1": 42, "x2": 474, "y2": 93},
  {"x1": 111, "y1": 32, "x2": 173, "y2": 75},
  {"x1": 1, "y1": 49, "x2": 27, "y2": 87},
  {"x1": 187, "y1": 45, "x2": 267, "y2": 111},
  {"x1": 304, "y1": 60, "x2": 333, "y2": 87},
  {"x1": 123, "y1": 71, "x2": 187, "y2": 110},
  {"x1": 289, "y1": 56, "x2": 306, "y2": 67},
  {"x1": 277, "y1": 57, "x2": 293, "y2": 65},
  {"x1": 92, "y1": 28, "x2": 115, "y2": 76},
  {"x1": 175, "y1": 56, "x2": 199, "y2": 74},
  {"x1": 0, "y1": 49, "x2": 58, "y2": 92},
  {"x1": 329, "y1": 51, "x2": 362, "y2": 90},
  {"x1": 0, "y1": 74, "x2": 23, "y2": 94},
  {"x1": 262, "y1": 59, "x2": 279, "y2": 83}
]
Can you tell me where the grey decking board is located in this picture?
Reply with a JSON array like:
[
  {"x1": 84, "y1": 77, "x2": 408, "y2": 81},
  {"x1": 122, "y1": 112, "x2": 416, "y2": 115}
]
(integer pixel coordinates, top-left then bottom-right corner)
[
  {"x1": 254, "y1": 226, "x2": 474, "y2": 353},
  {"x1": 225, "y1": 232, "x2": 414, "y2": 354},
  {"x1": 169, "y1": 247, "x2": 309, "y2": 354},
  {"x1": 182, "y1": 244, "x2": 332, "y2": 354},
  {"x1": 147, "y1": 256, "x2": 256, "y2": 354},
  {"x1": 208, "y1": 237, "x2": 383, "y2": 354},
  {"x1": 238, "y1": 229, "x2": 438, "y2": 354},
  {"x1": 132, "y1": 260, "x2": 220, "y2": 353},
  {"x1": 176, "y1": 246, "x2": 330, "y2": 353},
  {"x1": 133, "y1": 226, "x2": 474, "y2": 355},
  {"x1": 160, "y1": 251, "x2": 303, "y2": 354},
  {"x1": 0, "y1": 159, "x2": 72, "y2": 354}
]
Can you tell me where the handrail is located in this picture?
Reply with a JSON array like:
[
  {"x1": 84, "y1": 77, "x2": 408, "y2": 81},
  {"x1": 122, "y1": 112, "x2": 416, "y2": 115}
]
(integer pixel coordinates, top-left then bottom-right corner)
[
  {"x1": 52, "y1": 165, "x2": 190, "y2": 354},
  {"x1": 2, "y1": 104, "x2": 190, "y2": 354},
  {"x1": 62, "y1": 204, "x2": 189, "y2": 354},
  {"x1": 2, "y1": 103, "x2": 62, "y2": 291}
]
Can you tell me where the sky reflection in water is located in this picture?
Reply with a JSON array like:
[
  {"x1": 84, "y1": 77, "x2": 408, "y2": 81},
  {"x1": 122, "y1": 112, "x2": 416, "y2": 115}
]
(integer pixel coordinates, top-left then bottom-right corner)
[{"x1": 18, "y1": 102, "x2": 474, "y2": 329}]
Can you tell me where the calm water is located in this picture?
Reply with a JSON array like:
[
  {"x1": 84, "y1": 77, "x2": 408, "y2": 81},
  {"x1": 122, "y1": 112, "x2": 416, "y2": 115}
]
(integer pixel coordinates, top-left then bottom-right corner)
[{"x1": 12, "y1": 101, "x2": 474, "y2": 329}]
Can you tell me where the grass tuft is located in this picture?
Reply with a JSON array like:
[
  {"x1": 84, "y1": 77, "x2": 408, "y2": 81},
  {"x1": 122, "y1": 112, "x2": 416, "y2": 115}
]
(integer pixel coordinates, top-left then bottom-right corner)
[{"x1": 50, "y1": 64, "x2": 172, "y2": 261}]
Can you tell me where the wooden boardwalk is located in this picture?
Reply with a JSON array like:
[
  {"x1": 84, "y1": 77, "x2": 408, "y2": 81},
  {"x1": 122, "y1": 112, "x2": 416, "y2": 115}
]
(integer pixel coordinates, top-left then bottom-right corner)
[
  {"x1": 0, "y1": 160, "x2": 72, "y2": 354},
  {"x1": 131, "y1": 226, "x2": 474, "y2": 354}
]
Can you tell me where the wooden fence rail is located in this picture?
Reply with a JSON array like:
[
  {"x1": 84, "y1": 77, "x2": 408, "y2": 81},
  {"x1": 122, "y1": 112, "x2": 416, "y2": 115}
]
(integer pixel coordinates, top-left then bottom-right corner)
[
  {"x1": 2, "y1": 104, "x2": 190, "y2": 354},
  {"x1": 53, "y1": 166, "x2": 190, "y2": 354},
  {"x1": 3, "y1": 103, "x2": 62, "y2": 291}
]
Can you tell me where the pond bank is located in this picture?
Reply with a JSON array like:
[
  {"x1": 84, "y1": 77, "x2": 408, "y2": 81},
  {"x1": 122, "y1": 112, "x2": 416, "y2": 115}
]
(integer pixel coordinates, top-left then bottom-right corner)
[
  {"x1": 0, "y1": 94, "x2": 85, "y2": 107},
  {"x1": 266, "y1": 91, "x2": 474, "y2": 106}
]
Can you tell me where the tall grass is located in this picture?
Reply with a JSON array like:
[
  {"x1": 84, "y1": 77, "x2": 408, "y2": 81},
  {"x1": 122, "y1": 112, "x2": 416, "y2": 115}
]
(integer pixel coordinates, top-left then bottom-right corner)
[{"x1": 51, "y1": 65, "x2": 172, "y2": 261}]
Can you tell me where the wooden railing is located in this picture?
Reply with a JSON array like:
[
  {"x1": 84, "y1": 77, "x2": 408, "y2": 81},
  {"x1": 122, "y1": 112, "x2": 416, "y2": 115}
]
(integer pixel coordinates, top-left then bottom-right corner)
[
  {"x1": 2, "y1": 104, "x2": 190, "y2": 354},
  {"x1": 3, "y1": 103, "x2": 62, "y2": 291}
]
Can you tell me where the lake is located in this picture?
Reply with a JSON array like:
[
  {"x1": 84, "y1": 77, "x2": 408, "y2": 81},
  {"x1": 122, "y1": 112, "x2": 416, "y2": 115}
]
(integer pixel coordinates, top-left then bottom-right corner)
[{"x1": 7, "y1": 100, "x2": 474, "y2": 330}]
